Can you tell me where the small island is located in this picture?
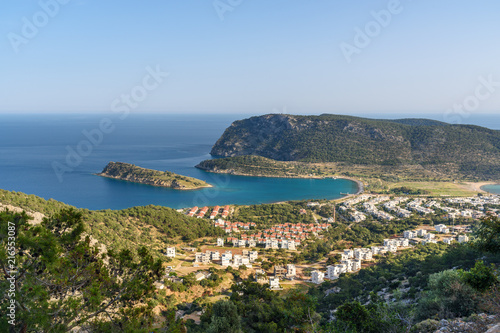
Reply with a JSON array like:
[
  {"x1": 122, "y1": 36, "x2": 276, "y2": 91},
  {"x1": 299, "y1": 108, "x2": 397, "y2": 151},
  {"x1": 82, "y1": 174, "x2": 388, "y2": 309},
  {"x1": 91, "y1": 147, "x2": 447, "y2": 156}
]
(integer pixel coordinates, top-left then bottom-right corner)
[{"x1": 97, "y1": 162, "x2": 212, "y2": 190}]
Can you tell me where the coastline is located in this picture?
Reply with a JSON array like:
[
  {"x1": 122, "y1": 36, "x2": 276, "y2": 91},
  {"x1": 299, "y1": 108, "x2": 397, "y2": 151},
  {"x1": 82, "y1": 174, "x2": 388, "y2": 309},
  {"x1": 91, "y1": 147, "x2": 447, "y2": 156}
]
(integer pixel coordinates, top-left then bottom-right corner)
[
  {"x1": 197, "y1": 168, "x2": 365, "y2": 196},
  {"x1": 461, "y1": 181, "x2": 498, "y2": 194},
  {"x1": 95, "y1": 173, "x2": 213, "y2": 190},
  {"x1": 478, "y1": 182, "x2": 500, "y2": 194}
]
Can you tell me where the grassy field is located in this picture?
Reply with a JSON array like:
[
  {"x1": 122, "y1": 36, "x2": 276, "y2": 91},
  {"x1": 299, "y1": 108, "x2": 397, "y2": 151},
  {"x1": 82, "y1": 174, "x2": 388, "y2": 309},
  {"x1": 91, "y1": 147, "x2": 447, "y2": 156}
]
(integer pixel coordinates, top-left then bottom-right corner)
[{"x1": 386, "y1": 181, "x2": 481, "y2": 197}]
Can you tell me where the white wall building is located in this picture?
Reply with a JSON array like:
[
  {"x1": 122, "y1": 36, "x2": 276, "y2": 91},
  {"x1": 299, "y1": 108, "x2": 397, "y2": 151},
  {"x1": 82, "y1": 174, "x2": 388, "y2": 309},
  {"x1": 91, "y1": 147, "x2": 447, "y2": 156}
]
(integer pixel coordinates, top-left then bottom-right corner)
[
  {"x1": 311, "y1": 271, "x2": 324, "y2": 284},
  {"x1": 417, "y1": 229, "x2": 427, "y2": 237},
  {"x1": 269, "y1": 277, "x2": 281, "y2": 290},
  {"x1": 286, "y1": 264, "x2": 296, "y2": 277},
  {"x1": 166, "y1": 247, "x2": 176, "y2": 258},
  {"x1": 403, "y1": 230, "x2": 416, "y2": 239}
]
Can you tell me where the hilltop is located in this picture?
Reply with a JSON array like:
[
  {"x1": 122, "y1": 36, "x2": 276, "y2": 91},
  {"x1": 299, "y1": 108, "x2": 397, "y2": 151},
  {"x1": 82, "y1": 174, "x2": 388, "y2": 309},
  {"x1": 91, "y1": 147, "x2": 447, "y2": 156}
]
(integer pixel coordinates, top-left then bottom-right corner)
[
  {"x1": 208, "y1": 114, "x2": 500, "y2": 180},
  {"x1": 97, "y1": 161, "x2": 212, "y2": 190}
]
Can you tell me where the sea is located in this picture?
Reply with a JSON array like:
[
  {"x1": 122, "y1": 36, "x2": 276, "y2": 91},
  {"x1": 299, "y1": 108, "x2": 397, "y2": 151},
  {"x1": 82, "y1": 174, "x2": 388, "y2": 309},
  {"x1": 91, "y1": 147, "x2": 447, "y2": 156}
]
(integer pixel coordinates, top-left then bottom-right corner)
[
  {"x1": 0, "y1": 113, "x2": 498, "y2": 211},
  {"x1": 0, "y1": 113, "x2": 358, "y2": 210}
]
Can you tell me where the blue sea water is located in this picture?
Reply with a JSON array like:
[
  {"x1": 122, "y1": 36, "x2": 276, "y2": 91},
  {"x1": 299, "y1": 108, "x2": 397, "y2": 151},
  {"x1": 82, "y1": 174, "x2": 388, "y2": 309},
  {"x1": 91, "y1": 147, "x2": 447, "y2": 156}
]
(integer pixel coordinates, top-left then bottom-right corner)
[
  {"x1": 482, "y1": 185, "x2": 500, "y2": 195},
  {"x1": 0, "y1": 113, "x2": 358, "y2": 210},
  {"x1": 1, "y1": 113, "x2": 498, "y2": 210}
]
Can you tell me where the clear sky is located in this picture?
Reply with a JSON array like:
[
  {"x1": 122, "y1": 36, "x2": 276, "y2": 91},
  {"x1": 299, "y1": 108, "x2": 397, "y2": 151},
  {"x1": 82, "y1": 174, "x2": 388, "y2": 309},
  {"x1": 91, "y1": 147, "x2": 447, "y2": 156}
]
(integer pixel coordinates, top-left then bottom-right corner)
[{"x1": 1, "y1": 0, "x2": 499, "y2": 116}]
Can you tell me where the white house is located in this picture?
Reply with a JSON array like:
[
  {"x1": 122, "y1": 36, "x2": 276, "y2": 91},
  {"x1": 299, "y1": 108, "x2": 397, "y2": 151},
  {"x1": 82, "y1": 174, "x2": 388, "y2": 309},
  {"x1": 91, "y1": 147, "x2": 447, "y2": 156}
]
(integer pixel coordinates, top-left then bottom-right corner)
[
  {"x1": 417, "y1": 229, "x2": 427, "y2": 237},
  {"x1": 217, "y1": 238, "x2": 224, "y2": 247},
  {"x1": 221, "y1": 254, "x2": 231, "y2": 266},
  {"x1": 362, "y1": 251, "x2": 373, "y2": 260},
  {"x1": 443, "y1": 238, "x2": 453, "y2": 245},
  {"x1": 286, "y1": 264, "x2": 296, "y2": 278},
  {"x1": 326, "y1": 265, "x2": 341, "y2": 280},
  {"x1": 269, "y1": 277, "x2": 281, "y2": 290},
  {"x1": 344, "y1": 249, "x2": 354, "y2": 259},
  {"x1": 166, "y1": 247, "x2": 176, "y2": 258},
  {"x1": 403, "y1": 230, "x2": 416, "y2": 239},
  {"x1": 311, "y1": 271, "x2": 324, "y2": 284},
  {"x1": 435, "y1": 224, "x2": 447, "y2": 233},
  {"x1": 210, "y1": 251, "x2": 220, "y2": 261},
  {"x1": 458, "y1": 235, "x2": 469, "y2": 243},
  {"x1": 248, "y1": 251, "x2": 258, "y2": 262},
  {"x1": 352, "y1": 260, "x2": 362, "y2": 271}
]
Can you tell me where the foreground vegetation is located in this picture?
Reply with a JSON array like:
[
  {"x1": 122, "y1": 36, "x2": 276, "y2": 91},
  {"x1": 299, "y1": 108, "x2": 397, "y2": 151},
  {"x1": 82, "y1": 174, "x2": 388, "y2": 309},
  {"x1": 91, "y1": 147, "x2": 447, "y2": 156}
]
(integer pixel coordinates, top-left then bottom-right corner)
[{"x1": 1, "y1": 188, "x2": 499, "y2": 332}]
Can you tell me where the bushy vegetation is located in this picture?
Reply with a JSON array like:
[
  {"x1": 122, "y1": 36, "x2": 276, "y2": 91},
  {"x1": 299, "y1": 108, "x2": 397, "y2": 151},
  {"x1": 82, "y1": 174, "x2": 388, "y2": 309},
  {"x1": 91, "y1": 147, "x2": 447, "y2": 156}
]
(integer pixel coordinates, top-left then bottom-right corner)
[
  {"x1": 388, "y1": 186, "x2": 430, "y2": 195},
  {"x1": 0, "y1": 209, "x2": 165, "y2": 332}
]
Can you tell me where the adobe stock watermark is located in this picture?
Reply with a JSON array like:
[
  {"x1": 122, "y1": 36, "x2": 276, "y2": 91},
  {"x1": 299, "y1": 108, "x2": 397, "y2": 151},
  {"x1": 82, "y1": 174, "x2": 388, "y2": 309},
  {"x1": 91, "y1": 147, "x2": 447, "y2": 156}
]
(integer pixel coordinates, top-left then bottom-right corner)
[
  {"x1": 7, "y1": 0, "x2": 72, "y2": 53},
  {"x1": 444, "y1": 75, "x2": 499, "y2": 124},
  {"x1": 51, "y1": 65, "x2": 169, "y2": 182},
  {"x1": 4, "y1": 221, "x2": 17, "y2": 326},
  {"x1": 339, "y1": 0, "x2": 406, "y2": 64},
  {"x1": 213, "y1": 0, "x2": 243, "y2": 21}
]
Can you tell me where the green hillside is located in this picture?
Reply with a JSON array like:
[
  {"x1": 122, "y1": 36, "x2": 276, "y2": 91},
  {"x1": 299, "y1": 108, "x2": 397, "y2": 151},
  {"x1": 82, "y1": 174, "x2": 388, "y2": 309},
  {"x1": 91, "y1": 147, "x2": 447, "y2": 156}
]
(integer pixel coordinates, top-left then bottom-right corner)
[
  {"x1": 0, "y1": 189, "x2": 223, "y2": 257},
  {"x1": 209, "y1": 114, "x2": 500, "y2": 180}
]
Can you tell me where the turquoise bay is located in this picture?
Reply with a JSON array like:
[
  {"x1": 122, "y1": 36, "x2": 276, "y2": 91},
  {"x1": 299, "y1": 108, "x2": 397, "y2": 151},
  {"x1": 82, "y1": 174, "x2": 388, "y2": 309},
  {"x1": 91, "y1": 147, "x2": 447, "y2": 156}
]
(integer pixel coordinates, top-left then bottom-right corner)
[
  {"x1": 482, "y1": 184, "x2": 500, "y2": 195},
  {"x1": 0, "y1": 113, "x2": 358, "y2": 210}
]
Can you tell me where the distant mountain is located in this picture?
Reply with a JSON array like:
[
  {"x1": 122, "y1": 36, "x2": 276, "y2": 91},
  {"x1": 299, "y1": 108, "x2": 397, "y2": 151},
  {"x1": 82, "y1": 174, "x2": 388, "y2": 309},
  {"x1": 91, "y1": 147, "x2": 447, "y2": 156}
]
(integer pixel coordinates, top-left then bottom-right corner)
[{"x1": 209, "y1": 114, "x2": 500, "y2": 179}]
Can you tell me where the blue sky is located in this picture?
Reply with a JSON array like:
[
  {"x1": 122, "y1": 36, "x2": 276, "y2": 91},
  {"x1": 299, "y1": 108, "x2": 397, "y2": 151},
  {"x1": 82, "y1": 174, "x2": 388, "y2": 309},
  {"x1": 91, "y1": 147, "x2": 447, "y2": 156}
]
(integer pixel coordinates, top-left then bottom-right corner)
[{"x1": 1, "y1": 0, "x2": 499, "y2": 116}]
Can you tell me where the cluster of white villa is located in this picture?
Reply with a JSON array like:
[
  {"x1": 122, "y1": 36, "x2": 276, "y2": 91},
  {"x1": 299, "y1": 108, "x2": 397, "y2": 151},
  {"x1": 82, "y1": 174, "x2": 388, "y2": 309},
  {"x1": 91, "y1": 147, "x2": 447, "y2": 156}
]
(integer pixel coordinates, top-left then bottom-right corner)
[
  {"x1": 310, "y1": 237, "x2": 414, "y2": 284},
  {"x1": 362, "y1": 202, "x2": 394, "y2": 221},
  {"x1": 403, "y1": 225, "x2": 470, "y2": 245},
  {"x1": 340, "y1": 194, "x2": 499, "y2": 223},
  {"x1": 383, "y1": 197, "x2": 412, "y2": 218},
  {"x1": 194, "y1": 249, "x2": 258, "y2": 268}
]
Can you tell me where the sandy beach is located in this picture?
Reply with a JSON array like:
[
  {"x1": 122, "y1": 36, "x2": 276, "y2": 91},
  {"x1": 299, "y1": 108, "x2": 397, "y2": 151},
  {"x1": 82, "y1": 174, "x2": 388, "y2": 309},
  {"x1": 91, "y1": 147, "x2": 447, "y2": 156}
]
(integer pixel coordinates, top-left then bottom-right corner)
[{"x1": 460, "y1": 181, "x2": 498, "y2": 193}]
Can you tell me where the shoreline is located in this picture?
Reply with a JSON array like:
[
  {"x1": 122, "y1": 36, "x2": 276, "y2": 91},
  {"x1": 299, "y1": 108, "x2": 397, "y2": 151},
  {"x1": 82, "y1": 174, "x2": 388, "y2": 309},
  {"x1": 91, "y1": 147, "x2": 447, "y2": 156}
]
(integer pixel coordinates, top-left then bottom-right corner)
[
  {"x1": 478, "y1": 182, "x2": 500, "y2": 194},
  {"x1": 460, "y1": 181, "x2": 498, "y2": 194},
  {"x1": 197, "y1": 168, "x2": 365, "y2": 197}
]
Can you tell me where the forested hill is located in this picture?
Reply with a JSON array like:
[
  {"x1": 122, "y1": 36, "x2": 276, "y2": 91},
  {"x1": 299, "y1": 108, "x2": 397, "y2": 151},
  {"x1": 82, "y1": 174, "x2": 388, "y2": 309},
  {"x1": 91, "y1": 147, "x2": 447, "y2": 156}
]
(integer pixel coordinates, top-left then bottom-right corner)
[{"x1": 209, "y1": 114, "x2": 500, "y2": 179}]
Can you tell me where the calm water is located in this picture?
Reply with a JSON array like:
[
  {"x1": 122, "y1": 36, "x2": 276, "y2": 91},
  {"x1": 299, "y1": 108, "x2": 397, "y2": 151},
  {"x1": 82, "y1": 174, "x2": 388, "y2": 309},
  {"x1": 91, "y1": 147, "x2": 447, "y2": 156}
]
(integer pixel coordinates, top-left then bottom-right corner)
[
  {"x1": 0, "y1": 113, "x2": 358, "y2": 210},
  {"x1": 482, "y1": 184, "x2": 500, "y2": 195}
]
